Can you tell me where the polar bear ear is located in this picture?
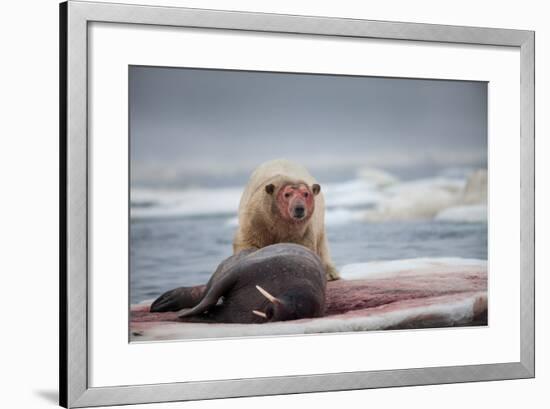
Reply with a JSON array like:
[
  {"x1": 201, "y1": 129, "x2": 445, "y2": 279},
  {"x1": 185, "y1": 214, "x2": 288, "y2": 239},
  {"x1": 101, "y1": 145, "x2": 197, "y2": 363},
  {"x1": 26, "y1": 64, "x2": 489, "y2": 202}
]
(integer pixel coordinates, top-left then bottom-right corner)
[
  {"x1": 265, "y1": 184, "x2": 275, "y2": 194},
  {"x1": 312, "y1": 184, "x2": 321, "y2": 195}
]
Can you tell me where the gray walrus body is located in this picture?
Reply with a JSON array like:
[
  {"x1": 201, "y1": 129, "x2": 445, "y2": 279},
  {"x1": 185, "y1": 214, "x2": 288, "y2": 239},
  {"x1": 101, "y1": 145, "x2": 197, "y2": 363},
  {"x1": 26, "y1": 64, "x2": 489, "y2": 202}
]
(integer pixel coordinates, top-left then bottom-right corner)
[{"x1": 150, "y1": 243, "x2": 327, "y2": 323}]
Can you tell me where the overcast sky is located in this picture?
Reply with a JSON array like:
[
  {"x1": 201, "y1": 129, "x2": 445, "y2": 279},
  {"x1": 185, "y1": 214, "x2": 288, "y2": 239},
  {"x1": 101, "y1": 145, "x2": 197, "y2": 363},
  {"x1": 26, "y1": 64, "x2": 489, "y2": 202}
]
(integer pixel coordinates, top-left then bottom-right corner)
[{"x1": 129, "y1": 66, "x2": 487, "y2": 187}]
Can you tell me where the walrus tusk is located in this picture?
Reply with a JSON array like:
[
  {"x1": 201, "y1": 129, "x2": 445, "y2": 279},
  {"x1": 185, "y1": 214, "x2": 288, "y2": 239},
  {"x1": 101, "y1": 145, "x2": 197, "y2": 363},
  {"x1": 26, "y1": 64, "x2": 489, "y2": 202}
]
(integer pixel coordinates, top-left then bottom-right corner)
[
  {"x1": 256, "y1": 285, "x2": 280, "y2": 303},
  {"x1": 252, "y1": 310, "x2": 267, "y2": 319}
]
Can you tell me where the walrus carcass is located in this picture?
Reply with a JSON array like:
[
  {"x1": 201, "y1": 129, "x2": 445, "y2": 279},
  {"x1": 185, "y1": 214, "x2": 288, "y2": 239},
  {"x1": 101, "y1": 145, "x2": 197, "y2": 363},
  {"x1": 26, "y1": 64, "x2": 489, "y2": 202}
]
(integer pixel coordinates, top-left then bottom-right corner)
[{"x1": 150, "y1": 243, "x2": 327, "y2": 323}]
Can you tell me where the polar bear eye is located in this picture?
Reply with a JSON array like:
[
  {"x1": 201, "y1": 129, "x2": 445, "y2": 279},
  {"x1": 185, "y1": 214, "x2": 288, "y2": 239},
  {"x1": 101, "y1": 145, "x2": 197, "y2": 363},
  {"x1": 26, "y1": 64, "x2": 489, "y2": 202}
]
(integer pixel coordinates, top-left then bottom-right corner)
[
  {"x1": 303, "y1": 192, "x2": 309, "y2": 198},
  {"x1": 284, "y1": 192, "x2": 291, "y2": 198}
]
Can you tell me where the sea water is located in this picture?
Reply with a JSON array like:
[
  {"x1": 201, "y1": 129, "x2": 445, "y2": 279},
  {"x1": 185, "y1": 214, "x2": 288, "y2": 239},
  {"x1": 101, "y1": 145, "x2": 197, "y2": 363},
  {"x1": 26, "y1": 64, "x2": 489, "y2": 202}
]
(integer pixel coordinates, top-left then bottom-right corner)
[{"x1": 130, "y1": 167, "x2": 488, "y2": 304}]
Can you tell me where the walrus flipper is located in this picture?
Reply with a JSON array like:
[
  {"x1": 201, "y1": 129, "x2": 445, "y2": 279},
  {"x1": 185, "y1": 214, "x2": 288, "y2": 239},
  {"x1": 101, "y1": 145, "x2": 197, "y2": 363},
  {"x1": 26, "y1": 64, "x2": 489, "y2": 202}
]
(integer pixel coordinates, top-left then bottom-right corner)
[
  {"x1": 177, "y1": 251, "x2": 252, "y2": 318},
  {"x1": 177, "y1": 274, "x2": 235, "y2": 318},
  {"x1": 150, "y1": 285, "x2": 206, "y2": 312}
]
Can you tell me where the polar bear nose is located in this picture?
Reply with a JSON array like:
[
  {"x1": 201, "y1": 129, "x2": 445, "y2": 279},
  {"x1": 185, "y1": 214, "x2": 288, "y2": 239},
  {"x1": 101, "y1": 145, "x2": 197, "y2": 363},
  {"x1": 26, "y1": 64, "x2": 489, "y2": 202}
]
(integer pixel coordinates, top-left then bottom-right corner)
[{"x1": 294, "y1": 206, "x2": 305, "y2": 218}]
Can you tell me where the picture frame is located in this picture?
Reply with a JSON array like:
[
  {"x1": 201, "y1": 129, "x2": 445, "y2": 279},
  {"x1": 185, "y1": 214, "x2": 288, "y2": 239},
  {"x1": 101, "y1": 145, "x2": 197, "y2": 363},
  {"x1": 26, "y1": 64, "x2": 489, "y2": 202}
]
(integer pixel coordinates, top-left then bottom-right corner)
[{"x1": 60, "y1": 1, "x2": 535, "y2": 407}]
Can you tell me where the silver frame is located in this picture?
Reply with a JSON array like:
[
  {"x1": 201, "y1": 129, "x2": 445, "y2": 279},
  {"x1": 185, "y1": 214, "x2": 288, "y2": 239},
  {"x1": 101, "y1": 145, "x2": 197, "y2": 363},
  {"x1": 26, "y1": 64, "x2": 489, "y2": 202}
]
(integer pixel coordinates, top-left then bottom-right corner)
[{"x1": 60, "y1": 1, "x2": 535, "y2": 407}]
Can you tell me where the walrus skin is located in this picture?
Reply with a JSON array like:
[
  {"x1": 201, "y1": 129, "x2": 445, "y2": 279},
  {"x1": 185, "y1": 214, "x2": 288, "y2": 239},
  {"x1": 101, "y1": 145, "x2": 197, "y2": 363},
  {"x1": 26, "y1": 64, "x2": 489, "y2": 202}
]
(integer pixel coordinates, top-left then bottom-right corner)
[{"x1": 150, "y1": 243, "x2": 327, "y2": 324}]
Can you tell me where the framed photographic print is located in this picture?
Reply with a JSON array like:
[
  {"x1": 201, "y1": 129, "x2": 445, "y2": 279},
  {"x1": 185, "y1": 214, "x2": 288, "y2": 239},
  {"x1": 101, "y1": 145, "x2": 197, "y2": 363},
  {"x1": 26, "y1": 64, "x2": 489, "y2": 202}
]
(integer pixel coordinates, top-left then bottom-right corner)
[{"x1": 60, "y1": 1, "x2": 535, "y2": 407}]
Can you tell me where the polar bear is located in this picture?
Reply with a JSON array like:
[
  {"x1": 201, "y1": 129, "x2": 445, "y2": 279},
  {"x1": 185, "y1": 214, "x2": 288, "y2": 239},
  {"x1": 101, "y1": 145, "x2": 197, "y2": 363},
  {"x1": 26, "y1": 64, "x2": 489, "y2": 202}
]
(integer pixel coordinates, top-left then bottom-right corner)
[{"x1": 233, "y1": 159, "x2": 340, "y2": 281}]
